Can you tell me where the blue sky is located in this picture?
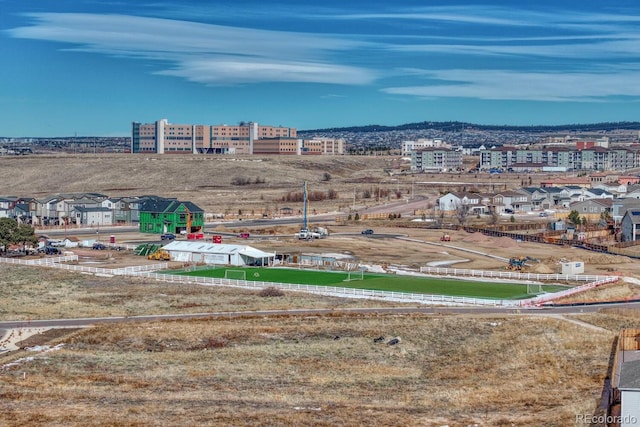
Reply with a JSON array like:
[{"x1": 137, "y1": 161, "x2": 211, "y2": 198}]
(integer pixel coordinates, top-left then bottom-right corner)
[{"x1": 1, "y1": 0, "x2": 639, "y2": 137}]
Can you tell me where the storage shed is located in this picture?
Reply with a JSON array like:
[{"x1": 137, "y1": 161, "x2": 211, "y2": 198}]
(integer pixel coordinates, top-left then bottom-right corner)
[
  {"x1": 162, "y1": 241, "x2": 274, "y2": 266},
  {"x1": 561, "y1": 261, "x2": 584, "y2": 275}
]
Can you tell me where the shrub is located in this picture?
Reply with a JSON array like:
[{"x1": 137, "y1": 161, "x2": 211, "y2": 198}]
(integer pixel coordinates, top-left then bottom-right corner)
[
  {"x1": 259, "y1": 286, "x2": 285, "y2": 297},
  {"x1": 231, "y1": 176, "x2": 250, "y2": 186},
  {"x1": 202, "y1": 337, "x2": 228, "y2": 349}
]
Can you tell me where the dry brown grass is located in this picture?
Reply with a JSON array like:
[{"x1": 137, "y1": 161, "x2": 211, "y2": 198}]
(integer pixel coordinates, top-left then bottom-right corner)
[
  {"x1": 0, "y1": 264, "x2": 406, "y2": 321},
  {"x1": 0, "y1": 153, "x2": 542, "y2": 217},
  {"x1": 572, "y1": 308, "x2": 640, "y2": 332},
  {"x1": 552, "y1": 281, "x2": 640, "y2": 305},
  {"x1": 0, "y1": 314, "x2": 611, "y2": 426},
  {"x1": 0, "y1": 154, "x2": 396, "y2": 215}
]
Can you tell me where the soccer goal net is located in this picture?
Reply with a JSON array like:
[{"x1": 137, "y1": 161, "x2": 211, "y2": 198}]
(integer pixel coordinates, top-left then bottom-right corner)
[
  {"x1": 344, "y1": 270, "x2": 364, "y2": 282},
  {"x1": 526, "y1": 282, "x2": 544, "y2": 295},
  {"x1": 224, "y1": 270, "x2": 246, "y2": 280}
]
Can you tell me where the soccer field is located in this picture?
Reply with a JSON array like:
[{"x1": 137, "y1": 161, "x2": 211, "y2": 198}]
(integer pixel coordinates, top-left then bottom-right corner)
[{"x1": 174, "y1": 267, "x2": 566, "y2": 300}]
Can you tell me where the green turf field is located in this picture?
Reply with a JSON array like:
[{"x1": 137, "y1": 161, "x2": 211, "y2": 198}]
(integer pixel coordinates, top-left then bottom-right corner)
[{"x1": 172, "y1": 267, "x2": 566, "y2": 300}]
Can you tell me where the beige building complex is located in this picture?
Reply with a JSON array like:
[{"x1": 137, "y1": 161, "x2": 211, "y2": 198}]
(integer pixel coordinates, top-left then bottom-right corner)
[{"x1": 131, "y1": 119, "x2": 344, "y2": 155}]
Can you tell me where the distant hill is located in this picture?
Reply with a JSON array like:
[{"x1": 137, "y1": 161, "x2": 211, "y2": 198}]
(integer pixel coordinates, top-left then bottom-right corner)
[{"x1": 301, "y1": 121, "x2": 640, "y2": 133}]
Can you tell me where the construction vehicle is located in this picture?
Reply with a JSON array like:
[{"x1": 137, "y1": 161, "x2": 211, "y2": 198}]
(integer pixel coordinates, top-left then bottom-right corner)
[
  {"x1": 506, "y1": 256, "x2": 528, "y2": 270},
  {"x1": 440, "y1": 233, "x2": 451, "y2": 242},
  {"x1": 148, "y1": 249, "x2": 171, "y2": 261},
  {"x1": 313, "y1": 226, "x2": 329, "y2": 238},
  {"x1": 296, "y1": 228, "x2": 317, "y2": 240}
]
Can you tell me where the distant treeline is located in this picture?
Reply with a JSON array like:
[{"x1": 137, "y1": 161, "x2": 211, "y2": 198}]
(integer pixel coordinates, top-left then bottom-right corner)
[{"x1": 301, "y1": 121, "x2": 640, "y2": 134}]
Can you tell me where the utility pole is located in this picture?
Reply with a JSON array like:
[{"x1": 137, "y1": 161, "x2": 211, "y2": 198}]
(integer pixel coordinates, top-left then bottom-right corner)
[
  {"x1": 303, "y1": 181, "x2": 308, "y2": 230},
  {"x1": 353, "y1": 187, "x2": 356, "y2": 211}
]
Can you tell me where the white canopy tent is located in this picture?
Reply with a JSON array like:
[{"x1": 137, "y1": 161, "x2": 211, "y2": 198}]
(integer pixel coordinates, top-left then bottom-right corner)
[{"x1": 161, "y1": 241, "x2": 275, "y2": 266}]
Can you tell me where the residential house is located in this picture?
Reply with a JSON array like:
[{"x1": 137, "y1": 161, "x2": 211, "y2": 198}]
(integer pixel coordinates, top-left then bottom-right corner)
[
  {"x1": 492, "y1": 190, "x2": 531, "y2": 213},
  {"x1": 437, "y1": 192, "x2": 486, "y2": 214},
  {"x1": 589, "y1": 171, "x2": 619, "y2": 185},
  {"x1": 71, "y1": 206, "x2": 113, "y2": 227},
  {"x1": 36, "y1": 196, "x2": 67, "y2": 225},
  {"x1": 593, "y1": 182, "x2": 627, "y2": 197},
  {"x1": 618, "y1": 175, "x2": 640, "y2": 185},
  {"x1": 518, "y1": 187, "x2": 550, "y2": 211},
  {"x1": 621, "y1": 209, "x2": 640, "y2": 242},
  {"x1": 569, "y1": 199, "x2": 613, "y2": 223},
  {"x1": 139, "y1": 198, "x2": 205, "y2": 234},
  {"x1": 563, "y1": 185, "x2": 587, "y2": 205},
  {"x1": 624, "y1": 185, "x2": 640, "y2": 199},
  {"x1": 582, "y1": 188, "x2": 615, "y2": 200},
  {"x1": 0, "y1": 196, "x2": 17, "y2": 218},
  {"x1": 540, "y1": 187, "x2": 572, "y2": 209},
  {"x1": 13, "y1": 203, "x2": 31, "y2": 223},
  {"x1": 612, "y1": 199, "x2": 640, "y2": 224},
  {"x1": 110, "y1": 197, "x2": 137, "y2": 224},
  {"x1": 615, "y1": 329, "x2": 640, "y2": 427},
  {"x1": 539, "y1": 177, "x2": 591, "y2": 187}
]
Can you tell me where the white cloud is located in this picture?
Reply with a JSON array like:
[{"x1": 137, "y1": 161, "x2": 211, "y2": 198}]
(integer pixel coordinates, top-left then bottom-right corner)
[
  {"x1": 7, "y1": 13, "x2": 375, "y2": 85},
  {"x1": 6, "y1": 7, "x2": 640, "y2": 102},
  {"x1": 157, "y1": 57, "x2": 374, "y2": 85},
  {"x1": 382, "y1": 69, "x2": 640, "y2": 101}
]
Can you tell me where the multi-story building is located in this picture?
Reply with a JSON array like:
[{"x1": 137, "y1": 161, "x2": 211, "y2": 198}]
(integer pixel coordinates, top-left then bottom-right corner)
[
  {"x1": 401, "y1": 138, "x2": 449, "y2": 156},
  {"x1": 131, "y1": 119, "x2": 341, "y2": 155},
  {"x1": 252, "y1": 137, "x2": 300, "y2": 155},
  {"x1": 479, "y1": 145, "x2": 640, "y2": 172},
  {"x1": 411, "y1": 147, "x2": 462, "y2": 172},
  {"x1": 301, "y1": 137, "x2": 344, "y2": 155},
  {"x1": 132, "y1": 119, "x2": 199, "y2": 154}
]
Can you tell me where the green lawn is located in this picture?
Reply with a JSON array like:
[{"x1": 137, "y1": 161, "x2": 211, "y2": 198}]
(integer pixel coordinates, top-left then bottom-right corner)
[{"x1": 172, "y1": 267, "x2": 566, "y2": 300}]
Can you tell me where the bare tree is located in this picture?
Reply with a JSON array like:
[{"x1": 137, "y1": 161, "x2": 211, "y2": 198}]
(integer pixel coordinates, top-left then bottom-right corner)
[
  {"x1": 454, "y1": 203, "x2": 470, "y2": 226},
  {"x1": 487, "y1": 209, "x2": 500, "y2": 226}
]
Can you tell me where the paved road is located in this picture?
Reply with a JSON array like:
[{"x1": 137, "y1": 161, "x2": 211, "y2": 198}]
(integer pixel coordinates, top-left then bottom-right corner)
[{"x1": 2, "y1": 301, "x2": 639, "y2": 330}]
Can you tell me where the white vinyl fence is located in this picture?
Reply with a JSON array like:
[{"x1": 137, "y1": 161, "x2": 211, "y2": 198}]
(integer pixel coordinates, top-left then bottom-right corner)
[
  {"x1": 419, "y1": 266, "x2": 617, "y2": 283},
  {"x1": 0, "y1": 256, "x2": 620, "y2": 307}
]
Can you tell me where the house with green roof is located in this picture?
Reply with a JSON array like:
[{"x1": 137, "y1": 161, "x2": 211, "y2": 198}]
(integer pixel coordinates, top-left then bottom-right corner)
[{"x1": 138, "y1": 198, "x2": 204, "y2": 235}]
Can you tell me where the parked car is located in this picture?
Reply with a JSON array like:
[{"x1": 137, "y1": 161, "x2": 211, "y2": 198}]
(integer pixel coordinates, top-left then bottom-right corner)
[
  {"x1": 92, "y1": 243, "x2": 106, "y2": 250},
  {"x1": 37, "y1": 246, "x2": 60, "y2": 255},
  {"x1": 539, "y1": 212, "x2": 549, "y2": 217},
  {"x1": 361, "y1": 229, "x2": 374, "y2": 235},
  {"x1": 161, "y1": 233, "x2": 176, "y2": 241}
]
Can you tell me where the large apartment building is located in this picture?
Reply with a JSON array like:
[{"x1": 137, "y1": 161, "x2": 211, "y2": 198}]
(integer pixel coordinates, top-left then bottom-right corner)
[
  {"x1": 411, "y1": 147, "x2": 463, "y2": 172},
  {"x1": 402, "y1": 138, "x2": 450, "y2": 156},
  {"x1": 131, "y1": 119, "x2": 344, "y2": 155},
  {"x1": 479, "y1": 145, "x2": 640, "y2": 172}
]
